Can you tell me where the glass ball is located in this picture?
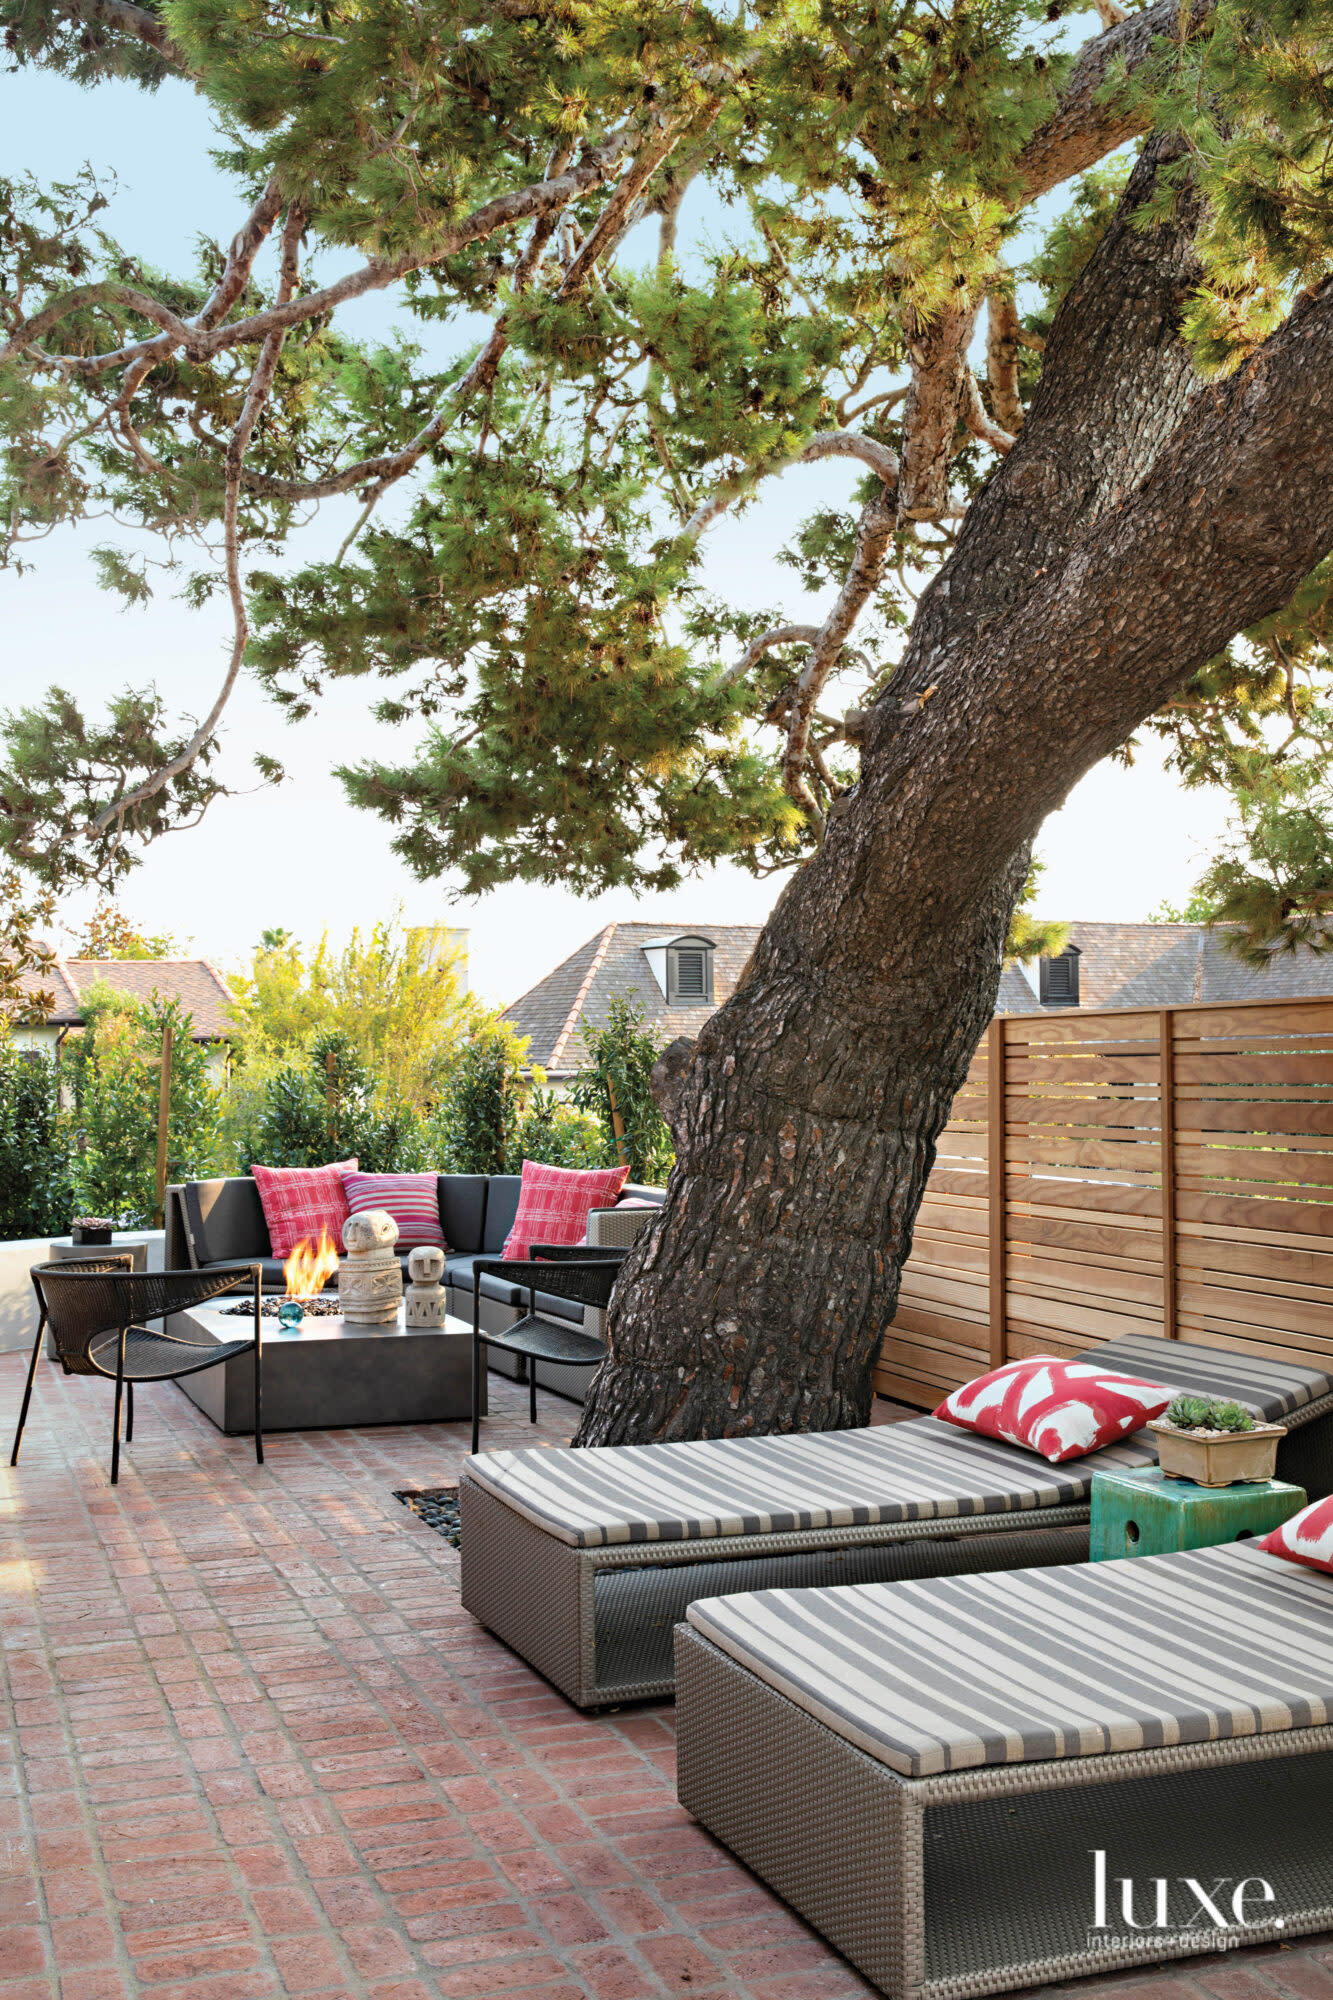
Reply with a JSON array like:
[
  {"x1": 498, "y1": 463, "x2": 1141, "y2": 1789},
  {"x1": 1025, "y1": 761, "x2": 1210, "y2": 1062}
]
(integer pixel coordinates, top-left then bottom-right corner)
[{"x1": 277, "y1": 1299, "x2": 304, "y2": 1333}]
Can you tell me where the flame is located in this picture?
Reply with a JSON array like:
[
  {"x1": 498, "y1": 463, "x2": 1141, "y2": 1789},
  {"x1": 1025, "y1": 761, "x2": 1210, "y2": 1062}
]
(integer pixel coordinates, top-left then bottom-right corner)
[{"x1": 284, "y1": 1227, "x2": 340, "y2": 1301}]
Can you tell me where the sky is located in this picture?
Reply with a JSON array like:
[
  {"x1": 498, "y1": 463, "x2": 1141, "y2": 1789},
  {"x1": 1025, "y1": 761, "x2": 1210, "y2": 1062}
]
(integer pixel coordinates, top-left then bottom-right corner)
[{"x1": 0, "y1": 59, "x2": 1232, "y2": 1010}]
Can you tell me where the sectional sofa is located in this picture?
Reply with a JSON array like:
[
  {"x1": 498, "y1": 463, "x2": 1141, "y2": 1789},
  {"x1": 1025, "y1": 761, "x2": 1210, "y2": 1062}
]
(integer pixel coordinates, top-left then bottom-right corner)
[{"x1": 165, "y1": 1173, "x2": 664, "y2": 1401}]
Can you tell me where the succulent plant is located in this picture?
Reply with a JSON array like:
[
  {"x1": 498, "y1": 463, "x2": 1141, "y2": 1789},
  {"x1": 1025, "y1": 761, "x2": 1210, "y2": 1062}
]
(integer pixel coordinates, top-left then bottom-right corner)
[
  {"x1": 1163, "y1": 1394, "x2": 1255, "y2": 1433},
  {"x1": 1208, "y1": 1400, "x2": 1256, "y2": 1433}
]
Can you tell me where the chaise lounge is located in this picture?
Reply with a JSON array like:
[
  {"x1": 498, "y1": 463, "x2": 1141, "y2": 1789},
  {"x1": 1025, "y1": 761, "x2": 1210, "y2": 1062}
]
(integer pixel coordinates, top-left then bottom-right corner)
[
  {"x1": 459, "y1": 1332, "x2": 1333, "y2": 1706},
  {"x1": 674, "y1": 1537, "x2": 1333, "y2": 1998}
]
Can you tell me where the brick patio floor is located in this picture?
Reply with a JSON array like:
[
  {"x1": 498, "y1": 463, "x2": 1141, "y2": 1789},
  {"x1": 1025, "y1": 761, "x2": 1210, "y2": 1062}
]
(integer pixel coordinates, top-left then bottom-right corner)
[{"x1": 0, "y1": 1352, "x2": 1330, "y2": 2000}]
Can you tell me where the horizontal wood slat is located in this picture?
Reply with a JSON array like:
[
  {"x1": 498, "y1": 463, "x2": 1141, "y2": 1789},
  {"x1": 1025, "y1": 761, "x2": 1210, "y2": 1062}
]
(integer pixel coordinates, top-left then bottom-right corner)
[{"x1": 874, "y1": 994, "x2": 1333, "y2": 1408}]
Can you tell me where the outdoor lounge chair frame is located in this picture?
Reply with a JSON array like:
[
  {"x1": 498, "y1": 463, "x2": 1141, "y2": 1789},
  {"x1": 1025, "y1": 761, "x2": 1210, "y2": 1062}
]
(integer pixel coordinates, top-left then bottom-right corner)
[
  {"x1": 459, "y1": 1478, "x2": 1098, "y2": 1707},
  {"x1": 13, "y1": 1261, "x2": 264, "y2": 1484},
  {"x1": 470, "y1": 1245, "x2": 625, "y2": 1454},
  {"x1": 459, "y1": 1392, "x2": 1333, "y2": 1708},
  {"x1": 674, "y1": 1620, "x2": 1333, "y2": 2000}
]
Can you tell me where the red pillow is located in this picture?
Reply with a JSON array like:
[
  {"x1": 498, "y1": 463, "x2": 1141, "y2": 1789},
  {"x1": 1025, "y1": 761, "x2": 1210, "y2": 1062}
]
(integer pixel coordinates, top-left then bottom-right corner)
[
  {"x1": 343, "y1": 1171, "x2": 445, "y2": 1251},
  {"x1": 251, "y1": 1159, "x2": 357, "y2": 1260},
  {"x1": 933, "y1": 1356, "x2": 1172, "y2": 1464},
  {"x1": 1259, "y1": 1497, "x2": 1333, "y2": 1574},
  {"x1": 503, "y1": 1160, "x2": 630, "y2": 1261}
]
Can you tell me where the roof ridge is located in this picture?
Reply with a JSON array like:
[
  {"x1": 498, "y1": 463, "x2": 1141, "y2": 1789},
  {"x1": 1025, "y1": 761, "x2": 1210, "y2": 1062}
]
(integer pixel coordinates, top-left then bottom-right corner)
[{"x1": 547, "y1": 922, "x2": 618, "y2": 1073}]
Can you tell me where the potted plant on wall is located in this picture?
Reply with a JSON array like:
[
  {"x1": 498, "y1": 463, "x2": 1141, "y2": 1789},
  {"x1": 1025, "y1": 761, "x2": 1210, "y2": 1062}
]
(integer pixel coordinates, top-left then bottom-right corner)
[
  {"x1": 71, "y1": 1216, "x2": 114, "y2": 1247},
  {"x1": 1150, "y1": 1396, "x2": 1286, "y2": 1486}
]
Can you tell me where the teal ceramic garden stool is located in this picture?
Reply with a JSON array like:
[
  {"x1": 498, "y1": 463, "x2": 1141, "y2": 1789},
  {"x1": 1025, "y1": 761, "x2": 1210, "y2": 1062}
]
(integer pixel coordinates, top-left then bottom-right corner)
[{"x1": 1090, "y1": 1465, "x2": 1306, "y2": 1561}]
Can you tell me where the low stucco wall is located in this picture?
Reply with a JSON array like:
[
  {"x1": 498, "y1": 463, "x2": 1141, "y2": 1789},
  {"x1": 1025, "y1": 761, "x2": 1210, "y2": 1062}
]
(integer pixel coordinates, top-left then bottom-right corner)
[{"x1": 0, "y1": 1231, "x2": 165, "y2": 1354}]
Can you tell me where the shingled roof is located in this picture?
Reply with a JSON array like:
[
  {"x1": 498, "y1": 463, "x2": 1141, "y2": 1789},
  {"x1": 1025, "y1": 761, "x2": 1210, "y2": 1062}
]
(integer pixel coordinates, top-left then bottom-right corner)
[
  {"x1": 998, "y1": 920, "x2": 1333, "y2": 1013},
  {"x1": 18, "y1": 958, "x2": 236, "y2": 1039},
  {"x1": 509, "y1": 917, "x2": 1333, "y2": 1074},
  {"x1": 503, "y1": 922, "x2": 762, "y2": 1075}
]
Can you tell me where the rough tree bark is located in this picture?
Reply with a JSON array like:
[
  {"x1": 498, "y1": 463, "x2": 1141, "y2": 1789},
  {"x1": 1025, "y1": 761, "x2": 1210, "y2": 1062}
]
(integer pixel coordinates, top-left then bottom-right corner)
[{"x1": 574, "y1": 138, "x2": 1333, "y2": 1445}]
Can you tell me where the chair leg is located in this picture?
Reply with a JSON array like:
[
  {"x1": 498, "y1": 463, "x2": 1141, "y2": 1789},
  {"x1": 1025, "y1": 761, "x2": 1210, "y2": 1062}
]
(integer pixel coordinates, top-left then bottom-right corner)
[
  {"x1": 530, "y1": 1366, "x2": 538, "y2": 1425},
  {"x1": 253, "y1": 1273, "x2": 264, "y2": 1467},
  {"x1": 125, "y1": 1380, "x2": 133, "y2": 1443},
  {"x1": 471, "y1": 1283, "x2": 481, "y2": 1456},
  {"x1": 111, "y1": 1327, "x2": 127, "y2": 1485},
  {"x1": 10, "y1": 1310, "x2": 47, "y2": 1467}
]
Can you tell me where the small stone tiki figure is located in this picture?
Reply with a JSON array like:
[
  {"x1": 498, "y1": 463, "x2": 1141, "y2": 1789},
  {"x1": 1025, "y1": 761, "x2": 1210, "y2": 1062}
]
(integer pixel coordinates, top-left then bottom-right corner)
[
  {"x1": 405, "y1": 1246, "x2": 448, "y2": 1327},
  {"x1": 338, "y1": 1209, "x2": 403, "y2": 1325}
]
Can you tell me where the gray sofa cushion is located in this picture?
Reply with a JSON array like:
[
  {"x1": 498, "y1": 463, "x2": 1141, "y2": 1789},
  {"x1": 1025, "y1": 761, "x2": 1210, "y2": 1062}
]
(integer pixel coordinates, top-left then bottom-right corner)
[
  {"x1": 184, "y1": 1177, "x2": 271, "y2": 1265},
  {"x1": 482, "y1": 1175, "x2": 522, "y2": 1252},
  {"x1": 439, "y1": 1175, "x2": 487, "y2": 1254},
  {"x1": 445, "y1": 1252, "x2": 583, "y2": 1324}
]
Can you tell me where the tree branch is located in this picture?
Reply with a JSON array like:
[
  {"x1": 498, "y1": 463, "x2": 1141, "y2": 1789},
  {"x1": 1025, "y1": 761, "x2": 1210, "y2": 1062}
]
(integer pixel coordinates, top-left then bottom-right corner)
[
  {"x1": 898, "y1": 307, "x2": 975, "y2": 521},
  {"x1": 682, "y1": 430, "x2": 899, "y2": 542},
  {"x1": 723, "y1": 624, "x2": 820, "y2": 687},
  {"x1": 244, "y1": 147, "x2": 576, "y2": 511},
  {"x1": 785, "y1": 487, "x2": 896, "y2": 812},
  {"x1": 559, "y1": 106, "x2": 703, "y2": 296},
  {"x1": 91, "y1": 204, "x2": 307, "y2": 838},
  {"x1": 985, "y1": 290, "x2": 1025, "y2": 436},
  {"x1": 198, "y1": 177, "x2": 286, "y2": 330},
  {"x1": 1014, "y1": 0, "x2": 1214, "y2": 204},
  {"x1": 962, "y1": 369, "x2": 1016, "y2": 455},
  {"x1": 2, "y1": 128, "x2": 640, "y2": 376}
]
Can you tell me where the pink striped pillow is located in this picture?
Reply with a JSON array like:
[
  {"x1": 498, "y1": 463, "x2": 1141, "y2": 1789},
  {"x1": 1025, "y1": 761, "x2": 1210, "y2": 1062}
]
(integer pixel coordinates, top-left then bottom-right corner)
[{"x1": 342, "y1": 1172, "x2": 446, "y2": 1251}]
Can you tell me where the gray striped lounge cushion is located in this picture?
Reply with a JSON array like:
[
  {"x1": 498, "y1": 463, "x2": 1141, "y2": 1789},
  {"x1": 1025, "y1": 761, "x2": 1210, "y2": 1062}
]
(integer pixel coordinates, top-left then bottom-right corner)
[
  {"x1": 1083, "y1": 1333, "x2": 1331, "y2": 1422},
  {"x1": 465, "y1": 1418, "x2": 1158, "y2": 1547},
  {"x1": 685, "y1": 1540, "x2": 1333, "y2": 1778},
  {"x1": 465, "y1": 1335, "x2": 1330, "y2": 1549}
]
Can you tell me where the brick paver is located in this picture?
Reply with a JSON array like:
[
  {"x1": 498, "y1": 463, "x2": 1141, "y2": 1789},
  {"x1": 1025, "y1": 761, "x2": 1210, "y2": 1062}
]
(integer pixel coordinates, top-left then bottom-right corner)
[{"x1": 0, "y1": 1351, "x2": 1328, "y2": 1999}]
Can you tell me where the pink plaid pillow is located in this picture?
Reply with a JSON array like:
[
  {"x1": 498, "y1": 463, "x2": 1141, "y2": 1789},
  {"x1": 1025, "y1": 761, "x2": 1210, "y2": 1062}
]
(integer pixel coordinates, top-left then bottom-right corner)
[
  {"x1": 251, "y1": 1159, "x2": 357, "y2": 1260},
  {"x1": 503, "y1": 1160, "x2": 630, "y2": 1260},
  {"x1": 343, "y1": 1171, "x2": 445, "y2": 1252}
]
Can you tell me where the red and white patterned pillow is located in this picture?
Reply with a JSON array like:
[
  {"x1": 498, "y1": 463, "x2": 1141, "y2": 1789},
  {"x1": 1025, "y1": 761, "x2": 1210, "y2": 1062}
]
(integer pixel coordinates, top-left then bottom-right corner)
[
  {"x1": 1259, "y1": 1496, "x2": 1333, "y2": 1574},
  {"x1": 343, "y1": 1171, "x2": 446, "y2": 1252},
  {"x1": 251, "y1": 1159, "x2": 358, "y2": 1260},
  {"x1": 933, "y1": 1356, "x2": 1172, "y2": 1464},
  {"x1": 503, "y1": 1159, "x2": 630, "y2": 1261}
]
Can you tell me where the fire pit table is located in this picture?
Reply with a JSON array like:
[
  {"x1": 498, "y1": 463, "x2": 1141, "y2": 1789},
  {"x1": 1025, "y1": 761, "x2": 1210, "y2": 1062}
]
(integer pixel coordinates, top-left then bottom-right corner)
[{"x1": 171, "y1": 1298, "x2": 482, "y2": 1433}]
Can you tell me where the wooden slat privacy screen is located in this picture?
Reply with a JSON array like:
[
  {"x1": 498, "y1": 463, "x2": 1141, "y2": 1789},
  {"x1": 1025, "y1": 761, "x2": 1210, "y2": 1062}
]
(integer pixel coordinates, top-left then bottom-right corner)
[{"x1": 873, "y1": 996, "x2": 1333, "y2": 1409}]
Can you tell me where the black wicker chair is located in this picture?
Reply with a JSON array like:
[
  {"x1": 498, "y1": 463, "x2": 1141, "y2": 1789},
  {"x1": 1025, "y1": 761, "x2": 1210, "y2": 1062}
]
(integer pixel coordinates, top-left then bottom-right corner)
[
  {"x1": 471, "y1": 1245, "x2": 626, "y2": 1454},
  {"x1": 13, "y1": 1262, "x2": 264, "y2": 1484}
]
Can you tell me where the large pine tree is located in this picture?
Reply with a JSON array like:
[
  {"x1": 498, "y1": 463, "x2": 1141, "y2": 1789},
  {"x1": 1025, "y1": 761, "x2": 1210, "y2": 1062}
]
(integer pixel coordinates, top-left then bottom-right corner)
[{"x1": 5, "y1": 0, "x2": 1333, "y2": 1437}]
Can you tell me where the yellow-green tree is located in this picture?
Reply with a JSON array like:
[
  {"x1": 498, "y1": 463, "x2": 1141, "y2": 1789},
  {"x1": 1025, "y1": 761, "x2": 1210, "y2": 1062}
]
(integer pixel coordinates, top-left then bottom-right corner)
[{"x1": 228, "y1": 921, "x2": 471, "y2": 1104}]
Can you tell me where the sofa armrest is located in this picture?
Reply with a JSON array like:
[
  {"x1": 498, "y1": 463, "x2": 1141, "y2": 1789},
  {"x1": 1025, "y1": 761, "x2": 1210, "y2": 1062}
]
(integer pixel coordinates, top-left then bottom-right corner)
[
  {"x1": 165, "y1": 1186, "x2": 197, "y2": 1271},
  {"x1": 587, "y1": 1204, "x2": 659, "y2": 1251}
]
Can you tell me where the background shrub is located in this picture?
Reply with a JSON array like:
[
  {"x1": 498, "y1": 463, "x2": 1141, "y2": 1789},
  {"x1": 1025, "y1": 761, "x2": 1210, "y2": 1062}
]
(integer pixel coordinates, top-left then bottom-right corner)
[
  {"x1": 66, "y1": 990, "x2": 221, "y2": 1226},
  {"x1": 0, "y1": 1038, "x2": 70, "y2": 1238}
]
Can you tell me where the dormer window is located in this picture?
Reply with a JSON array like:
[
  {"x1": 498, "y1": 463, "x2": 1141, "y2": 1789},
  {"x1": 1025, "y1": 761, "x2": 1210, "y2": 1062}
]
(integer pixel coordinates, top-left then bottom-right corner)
[
  {"x1": 670, "y1": 943, "x2": 710, "y2": 1001},
  {"x1": 642, "y1": 934, "x2": 716, "y2": 1005},
  {"x1": 1039, "y1": 944, "x2": 1081, "y2": 1008}
]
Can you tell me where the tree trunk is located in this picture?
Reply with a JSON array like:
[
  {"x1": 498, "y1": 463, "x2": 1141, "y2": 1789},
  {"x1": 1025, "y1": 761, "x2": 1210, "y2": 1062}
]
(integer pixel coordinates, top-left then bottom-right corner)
[{"x1": 575, "y1": 139, "x2": 1333, "y2": 1447}]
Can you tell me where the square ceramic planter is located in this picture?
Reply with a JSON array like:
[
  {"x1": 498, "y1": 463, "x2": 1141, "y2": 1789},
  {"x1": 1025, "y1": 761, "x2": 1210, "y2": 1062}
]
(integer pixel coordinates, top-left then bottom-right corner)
[{"x1": 1149, "y1": 1419, "x2": 1286, "y2": 1486}]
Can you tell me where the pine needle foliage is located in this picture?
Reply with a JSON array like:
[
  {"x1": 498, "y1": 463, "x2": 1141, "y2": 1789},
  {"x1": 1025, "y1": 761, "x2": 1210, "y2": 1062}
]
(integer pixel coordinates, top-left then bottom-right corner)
[{"x1": 6, "y1": 0, "x2": 1333, "y2": 942}]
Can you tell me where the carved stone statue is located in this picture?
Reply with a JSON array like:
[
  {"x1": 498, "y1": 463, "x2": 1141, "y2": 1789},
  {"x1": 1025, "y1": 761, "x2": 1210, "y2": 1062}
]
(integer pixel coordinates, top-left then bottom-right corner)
[
  {"x1": 405, "y1": 1245, "x2": 448, "y2": 1327},
  {"x1": 338, "y1": 1209, "x2": 402, "y2": 1325}
]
